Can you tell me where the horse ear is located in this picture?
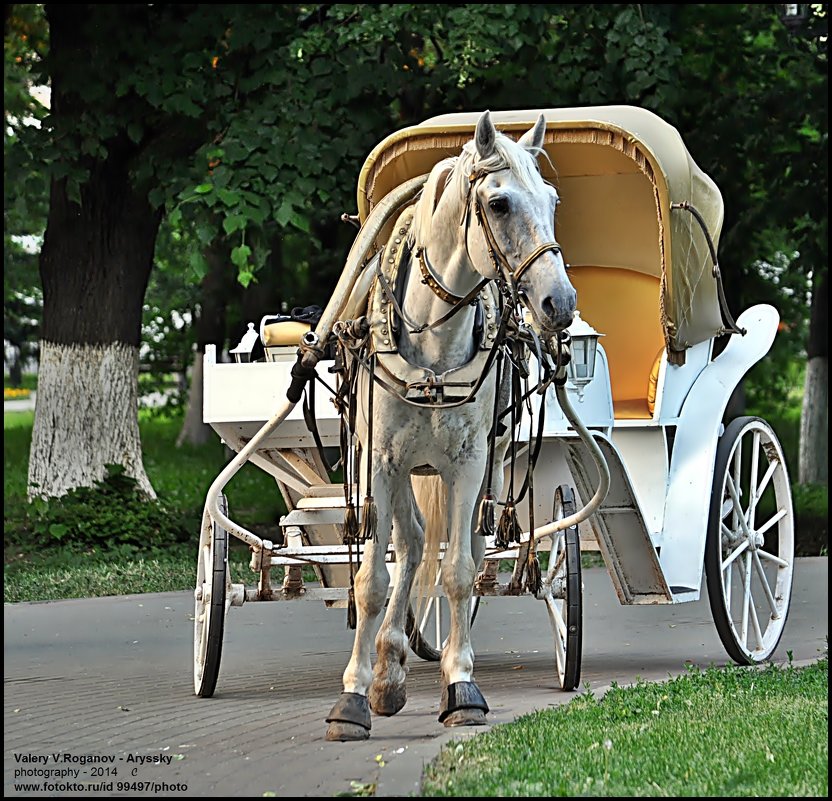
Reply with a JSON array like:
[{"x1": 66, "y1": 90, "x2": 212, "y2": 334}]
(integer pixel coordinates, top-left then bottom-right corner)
[
  {"x1": 517, "y1": 113, "x2": 547, "y2": 154},
  {"x1": 475, "y1": 110, "x2": 497, "y2": 159}
]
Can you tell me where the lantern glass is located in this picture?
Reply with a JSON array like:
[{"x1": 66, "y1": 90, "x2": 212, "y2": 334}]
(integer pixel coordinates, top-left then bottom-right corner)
[{"x1": 565, "y1": 311, "x2": 603, "y2": 398}]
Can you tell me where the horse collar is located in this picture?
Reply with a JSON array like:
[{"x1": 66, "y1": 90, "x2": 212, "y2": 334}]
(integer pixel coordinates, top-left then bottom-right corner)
[
  {"x1": 417, "y1": 248, "x2": 466, "y2": 306},
  {"x1": 368, "y1": 210, "x2": 500, "y2": 404}
]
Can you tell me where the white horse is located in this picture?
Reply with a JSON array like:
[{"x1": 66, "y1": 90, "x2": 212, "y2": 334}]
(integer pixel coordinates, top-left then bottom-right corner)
[{"x1": 325, "y1": 111, "x2": 576, "y2": 741}]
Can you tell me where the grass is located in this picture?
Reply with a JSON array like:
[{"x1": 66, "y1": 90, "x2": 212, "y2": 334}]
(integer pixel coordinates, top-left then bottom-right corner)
[
  {"x1": 421, "y1": 657, "x2": 829, "y2": 797},
  {"x1": 4, "y1": 408, "x2": 285, "y2": 532},
  {"x1": 4, "y1": 408, "x2": 288, "y2": 602},
  {"x1": 2, "y1": 541, "x2": 258, "y2": 604}
]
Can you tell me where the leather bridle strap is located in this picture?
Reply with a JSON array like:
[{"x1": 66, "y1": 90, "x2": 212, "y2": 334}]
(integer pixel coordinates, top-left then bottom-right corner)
[
  {"x1": 468, "y1": 168, "x2": 562, "y2": 285},
  {"x1": 474, "y1": 190, "x2": 562, "y2": 284}
]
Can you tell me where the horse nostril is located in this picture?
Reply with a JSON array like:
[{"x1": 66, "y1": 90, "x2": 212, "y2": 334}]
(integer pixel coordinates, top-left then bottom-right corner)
[{"x1": 542, "y1": 295, "x2": 574, "y2": 330}]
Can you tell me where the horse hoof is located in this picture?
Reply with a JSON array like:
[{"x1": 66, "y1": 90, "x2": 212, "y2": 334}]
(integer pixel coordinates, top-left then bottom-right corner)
[
  {"x1": 438, "y1": 681, "x2": 489, "y2": 725},
  {"x1": 442, "y1": 707, "x2": 488, "y2": 727},
  {"x1": 325, "y1": 721, "x2": 371, "y2": 741},
  {"x1": 325, "y1": 692, "x2": 371, "y2": 740},
  {"x1": 369, "y1": 682, "x2": 407, "y2": 716}
]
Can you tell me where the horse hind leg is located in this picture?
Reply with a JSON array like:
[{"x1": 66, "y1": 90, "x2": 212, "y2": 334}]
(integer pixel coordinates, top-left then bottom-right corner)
[{"x1": 369, "y1": 481, "x2": 424, "y2": 716}]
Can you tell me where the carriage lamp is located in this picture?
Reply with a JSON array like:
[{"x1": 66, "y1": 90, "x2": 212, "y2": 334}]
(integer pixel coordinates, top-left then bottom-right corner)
[
  {"x1": 229, "y1": 322, "x2": 259, "y2": 363},
  {"x1": 566, "y1": 311, "x2": 603, "y2": 400}
]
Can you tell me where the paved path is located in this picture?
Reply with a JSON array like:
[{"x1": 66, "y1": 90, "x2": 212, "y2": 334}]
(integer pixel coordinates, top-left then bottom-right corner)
[{"x1": 4, "y1": 558, "x2": 827, "y2": 798}]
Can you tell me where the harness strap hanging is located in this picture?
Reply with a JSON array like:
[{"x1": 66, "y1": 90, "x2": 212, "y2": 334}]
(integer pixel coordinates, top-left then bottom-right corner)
[{"x1": 359, "y1": 354, "x2": 378, "y2": 543}]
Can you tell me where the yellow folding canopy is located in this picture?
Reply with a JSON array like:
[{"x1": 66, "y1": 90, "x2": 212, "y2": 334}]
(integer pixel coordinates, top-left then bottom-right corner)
[{"x1": 356, "y1": 105, "x2": 727, "y2": 364}]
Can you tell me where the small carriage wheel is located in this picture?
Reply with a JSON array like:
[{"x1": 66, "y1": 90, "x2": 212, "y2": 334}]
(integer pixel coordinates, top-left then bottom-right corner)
[
  {"x1": 193, "y1": 494, "x2": 230, "y2": 697},
  {"x1": 406, "y1": 592, "x2": 480, "y2": 662},
  {"x1": 544, "y1": 484, "x2": 582, "y2": 691},
  {"x1": 705, "y1": 417, "x2": 794, "y2": 664}
]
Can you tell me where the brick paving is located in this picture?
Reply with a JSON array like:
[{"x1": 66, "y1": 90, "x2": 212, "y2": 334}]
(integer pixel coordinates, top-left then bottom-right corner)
[{"x1": 5, "y1": 559, "x2": 827, "y2": 797}]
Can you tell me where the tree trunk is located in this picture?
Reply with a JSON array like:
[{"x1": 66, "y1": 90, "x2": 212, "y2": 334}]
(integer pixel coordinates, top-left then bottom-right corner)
[
  {"x1": 177, "y1": 239, "x2": 229, "y2": 448},
  {"x1": 799, "y1": 269, "x2": 828, "y2": 485},
  {"x1": 8, "y1": 346, "x2": 23, "y2": 387},
  {"x1": 27, "y1": 6, "x2": 166, "y2": 500},
  {"x1": 28, "y1": 164, "x2": 161, "y2": 499}
]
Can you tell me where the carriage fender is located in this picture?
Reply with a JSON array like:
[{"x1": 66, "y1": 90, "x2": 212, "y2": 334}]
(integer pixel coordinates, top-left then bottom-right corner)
[{"x1": 658, "y1": 304, "x2": 780, "y2": 596}]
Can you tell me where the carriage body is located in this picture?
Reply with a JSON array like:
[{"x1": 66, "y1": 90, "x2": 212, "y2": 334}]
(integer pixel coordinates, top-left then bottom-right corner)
[{"x1": 196, "y1": 106, "x2": 794, "y2": 697}]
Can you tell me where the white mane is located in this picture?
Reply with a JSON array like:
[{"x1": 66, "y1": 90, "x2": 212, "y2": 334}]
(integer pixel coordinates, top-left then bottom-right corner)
[{"x1": 410, "y1": 132, "x2": 547, "y2": 254}]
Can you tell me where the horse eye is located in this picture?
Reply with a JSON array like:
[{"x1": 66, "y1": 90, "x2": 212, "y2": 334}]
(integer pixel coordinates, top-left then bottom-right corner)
[{"x1": 488, "y1": 197, "x2": 509, "y2": 214}]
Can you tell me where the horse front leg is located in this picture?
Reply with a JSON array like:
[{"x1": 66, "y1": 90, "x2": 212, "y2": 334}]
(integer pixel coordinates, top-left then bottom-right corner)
[
  {"x1": 369, "y1": 483, "x2": 423, "y2": 716},
  {"x1": 440, "y1": 465, "x2": 489, "y2": 727},
  {"x1": 325, "y1": 472, "x2": 394, "y2": 742}
]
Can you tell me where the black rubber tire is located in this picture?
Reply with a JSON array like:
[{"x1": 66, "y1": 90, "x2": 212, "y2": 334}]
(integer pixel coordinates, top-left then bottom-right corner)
[
  {"x1": 553, "y1": 484, "x2": 582, "y2": 690},
  {"x1": 194, "y1": 495, "x2": 229, "y2": 697},
  {"x1": 407, "y1": 597, "x2": 480, "y2": 662}
]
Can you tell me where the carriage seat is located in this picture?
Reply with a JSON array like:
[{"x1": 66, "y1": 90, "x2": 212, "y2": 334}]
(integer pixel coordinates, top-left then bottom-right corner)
[
  {"x1": 259, "y1": 316, "x2": 312, "y2": 362},
  {"x1": 568, "y1": 266, "x2": 665, "y2": 420}
]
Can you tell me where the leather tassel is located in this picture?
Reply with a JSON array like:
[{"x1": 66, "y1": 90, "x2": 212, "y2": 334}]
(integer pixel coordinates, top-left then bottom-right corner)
[
  {"x1": 360, "y1": 495, "x2": 378, "y2": 543},
  {"x1": 526, "y1": 553, "x2": 542, "y2": 595},
  {"x1": 496, "y1": 502, "x2": 523, "y2": 548},
  {"x1": 344, "y1": 502, "x2": 359, "y2": 545},
  {"x1": 347, "y1": 586, "x2": 357, "y2": 629},
  {"x1": 474, "y1": 494, "x2": 497, "y2": 538}
]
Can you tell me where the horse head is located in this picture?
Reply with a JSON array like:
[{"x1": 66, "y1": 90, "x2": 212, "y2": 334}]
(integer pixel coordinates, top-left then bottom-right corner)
[{"x1": 466, "y1": 111, "x2": 576, "y2": 335}]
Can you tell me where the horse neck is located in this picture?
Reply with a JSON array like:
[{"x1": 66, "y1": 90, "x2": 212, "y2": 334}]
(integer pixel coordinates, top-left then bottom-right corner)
[{"x1": 398, "y1": 197, "x2": 482, "y2": 373}]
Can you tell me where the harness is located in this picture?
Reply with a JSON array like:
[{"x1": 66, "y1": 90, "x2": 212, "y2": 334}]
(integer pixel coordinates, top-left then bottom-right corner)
[
  {"x1": 366, "y1": 210, "x2": 501, "y2": 405},
  {"x1": 324, "y1": 164, "x2": 566, "y2": 615}
]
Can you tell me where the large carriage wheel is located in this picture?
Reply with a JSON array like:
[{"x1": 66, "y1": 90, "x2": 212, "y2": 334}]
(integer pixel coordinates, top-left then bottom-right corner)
[
  {"x1": 406, "y1": 588, "x2": 480, "y2": 662},
  {"x1": 705, "y1": 417, "x2": 794, "y2": 664},
  {"x1": 194, "y1": 494, "x2": 230, "y2": 697},
  {"x1": 544, "y1": 484, "x2": 582, "y2": 690}
]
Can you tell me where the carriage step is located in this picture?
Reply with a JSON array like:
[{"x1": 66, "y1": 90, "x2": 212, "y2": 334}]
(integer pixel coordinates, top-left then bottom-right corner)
[
  {"x1": 281, "y1": 507, "x2": 352, "y2": 527},
  {"x1": 565, "y1": 436, "x2": 673, "y2": 604}
]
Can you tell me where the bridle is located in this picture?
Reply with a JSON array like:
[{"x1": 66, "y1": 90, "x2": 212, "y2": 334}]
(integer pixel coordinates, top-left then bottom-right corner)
[{"x1": 418, "y1": 166, "x2": 563, "y2": 317}]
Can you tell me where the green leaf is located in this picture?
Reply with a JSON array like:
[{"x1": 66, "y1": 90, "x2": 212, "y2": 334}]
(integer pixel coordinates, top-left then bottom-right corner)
[
  {"x1": 223, "y1": 215, "x2": 246, "y2": 235},
  {"x1": 238, "y1": 270, "x2": 255, "y2": 288},
  {"x1": 231, "y1": 244, "x2": 252, "y2": 268},
  {"x1": 217, "y1": 188, "x2": 240, "y2": 207},
  {"x1": 49, "y1": 523, "x2": 69, "y2": 540},
  {"x1": 194, "y1": 183, "x2": 213, "y2": 195}
]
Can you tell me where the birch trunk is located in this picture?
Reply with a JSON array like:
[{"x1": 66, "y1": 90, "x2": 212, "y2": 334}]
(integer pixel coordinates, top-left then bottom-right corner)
[
  {"x1": 27, "y1": 49, "x2": 162, "y2": 499},
  {"x1": 176, "y1": 356, "x2": 213, "y2": 448},
  {"x1": 798, "y1": 268, "x2": 828, "y2": 485},
  {"x1": 29, "y1": 342, "x2": 156, "y2": 498},
  {"x1": 799, "y1": 356, "x2": 828, "y2": 485}
]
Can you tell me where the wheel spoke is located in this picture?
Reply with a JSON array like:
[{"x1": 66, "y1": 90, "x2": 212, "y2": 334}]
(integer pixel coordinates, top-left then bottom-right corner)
[
  {"x1": 758, "y1": 548, "x2": 790, "y2": 568},
  {"x1": 748, "y1": 585, "x2": 765, "y2": 650},
  {"x1": 724, "y1": 560, "x2": 732, "y2": 608},
  {"x1": 755, "y1": 508, "x2": 787, "y2": 538},
  {"x1": 752, "y1": 550, "x2": 780, "y2": 619},
  {"x1": 721, "y1": 538, "x2": 749, "y2": 571},
  {"x1": 744, "y1": 431, "x2": 761, "y2": 528},
  {"x1": 545, "y1": 595, "x2": 566, "y2": 667},
  {"x1": 726, "y1": 474, "x2": 754, "y2": 539},
  {"x1": 754, "y1": 459, "x2": 778, "y2": 504},
  {"x1": 731, "y1": 440, "x2": 742, "y2": 532},
  {"x1": 740, "y1": 552, "x2": 752, "y2": 649}
]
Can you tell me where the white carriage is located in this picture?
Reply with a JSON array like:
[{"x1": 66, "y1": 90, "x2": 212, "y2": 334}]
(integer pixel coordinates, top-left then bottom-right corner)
[{"x1": 195, "y1": 105, "x2": 794, "y2": 700}]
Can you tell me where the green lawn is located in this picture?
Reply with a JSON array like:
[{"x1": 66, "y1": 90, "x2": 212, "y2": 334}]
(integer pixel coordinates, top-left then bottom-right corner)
[
  {"x1": 4, "y1": 409, "x2": 286, "y2": 602},
  {"x1": 421, "y1": 658, "x2": 829, "y2": 797}
]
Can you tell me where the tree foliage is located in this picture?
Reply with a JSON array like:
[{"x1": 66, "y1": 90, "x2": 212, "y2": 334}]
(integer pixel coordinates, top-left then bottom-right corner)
[{"x1": 4, "y1": 3, "x2": 827, "y2": 420}]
